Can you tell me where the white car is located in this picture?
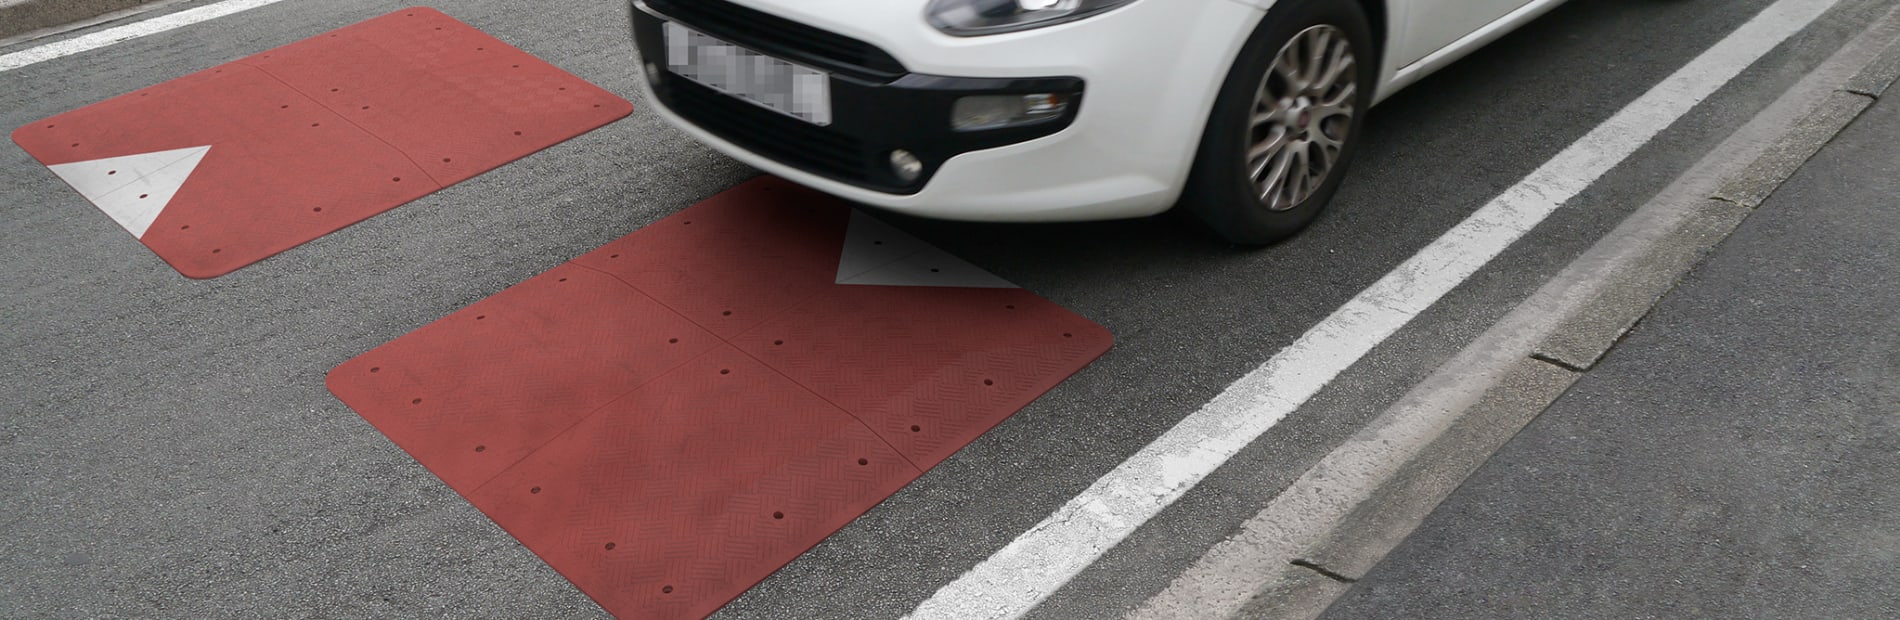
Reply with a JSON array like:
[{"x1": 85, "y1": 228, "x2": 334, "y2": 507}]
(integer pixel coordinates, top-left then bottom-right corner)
[{"x1": 631, "y1": 0, "x2": 1570, "y2": 243}]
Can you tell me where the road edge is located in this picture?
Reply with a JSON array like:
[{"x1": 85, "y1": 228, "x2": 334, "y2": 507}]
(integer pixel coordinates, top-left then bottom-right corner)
[
  {"x1": 1133, "y1": 4, "x2": 1900, "y2": 619},
  {"x1": 0, "y1": 0, "x2": 173, "y2": 47}
]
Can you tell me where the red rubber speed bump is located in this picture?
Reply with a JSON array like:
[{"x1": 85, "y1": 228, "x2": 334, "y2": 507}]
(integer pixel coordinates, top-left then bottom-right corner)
[
  {"x1": 328, "y1": 177, "x2": 1114, "y2": 619},
  {"x1": 11, "y1": 7, "x2": 632, "y2": 278}
]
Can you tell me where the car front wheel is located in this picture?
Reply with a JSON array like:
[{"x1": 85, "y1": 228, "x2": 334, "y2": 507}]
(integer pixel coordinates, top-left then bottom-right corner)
[{"x1": 1183, "y1": 0, "x2": 1375, "y2": 245}]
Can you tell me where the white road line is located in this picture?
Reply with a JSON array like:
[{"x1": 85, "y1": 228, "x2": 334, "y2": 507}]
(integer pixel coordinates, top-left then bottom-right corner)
[
  {"x1": 906, "y1": 0, "x2": 1840, "y2": 618},
  {"x1": 0, "y1": 0, "x2": 289, "y2": 73}
]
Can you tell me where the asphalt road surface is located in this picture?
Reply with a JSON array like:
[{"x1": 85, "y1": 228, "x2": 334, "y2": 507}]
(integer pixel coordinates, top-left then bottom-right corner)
[{"x1": 2, "y1": 0, "x2": 1890, "y2": 617}]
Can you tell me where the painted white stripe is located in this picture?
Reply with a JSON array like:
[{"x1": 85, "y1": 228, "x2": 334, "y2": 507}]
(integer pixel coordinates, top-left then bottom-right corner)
[
  {"x1": 45, "y1": 145, "x2": 206, "y2": 201},
  {"x1": 0, "y1": 0, "x2": 290, "y2": 73},
  {"x1": 49, "y1": 145, "x2": 210, "y2": 238},
  {"x1": 836, "y1": 211, "x2": 1018, "y2": 288},
  {"x1": 906, "y1": 0, "x2": 1840, "y2": 617}
]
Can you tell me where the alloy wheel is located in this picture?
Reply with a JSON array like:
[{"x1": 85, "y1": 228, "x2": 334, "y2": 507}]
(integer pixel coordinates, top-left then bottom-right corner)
[{"x1": 1246, "y1": 24, "x2": 1358, "y2": 212}]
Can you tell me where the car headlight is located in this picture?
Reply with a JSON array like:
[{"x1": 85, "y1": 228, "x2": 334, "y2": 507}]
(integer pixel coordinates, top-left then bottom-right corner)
[{"x1": 926, "y1": 0, "x2": 1139, "y2": 36}]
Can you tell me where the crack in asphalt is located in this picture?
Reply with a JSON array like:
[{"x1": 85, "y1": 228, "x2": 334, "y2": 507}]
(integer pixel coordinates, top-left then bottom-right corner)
[{"x1": 1289, "y1": 559, "x2": 1357, "y2": 584}]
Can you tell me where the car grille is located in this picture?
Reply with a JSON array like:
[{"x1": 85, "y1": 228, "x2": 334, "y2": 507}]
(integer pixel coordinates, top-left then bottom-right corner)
[
  {"x1": 641, "y1": 0, "x2": 905, "y2": 81},
  {"x1": 667, "y1": 77, "x2": 870, "y2": 184}
]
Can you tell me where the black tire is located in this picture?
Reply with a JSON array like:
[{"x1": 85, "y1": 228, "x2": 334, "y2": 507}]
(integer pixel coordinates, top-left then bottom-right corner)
[{"x1": 1181, "y1": 0, "x2": 1375, "y2": 245}]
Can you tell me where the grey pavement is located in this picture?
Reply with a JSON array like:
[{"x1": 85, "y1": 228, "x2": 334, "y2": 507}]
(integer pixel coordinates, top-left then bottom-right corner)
[{"x1": 1320, "y1": 88, "x2": 1900, "y2": 618}]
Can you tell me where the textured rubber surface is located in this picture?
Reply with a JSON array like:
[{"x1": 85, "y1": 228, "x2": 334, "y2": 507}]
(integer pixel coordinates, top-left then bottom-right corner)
[
  {"x1": 328, "y1": 178, "x2": 1114, "y2": 619},
  {"x1": 11, "y1": 7, "x2": 632, "y2": 278}
]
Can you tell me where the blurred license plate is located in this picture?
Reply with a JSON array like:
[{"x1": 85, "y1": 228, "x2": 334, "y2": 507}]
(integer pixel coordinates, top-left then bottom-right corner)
[{"x1": 664, "y1": 21, "x2": 832, "y2": 126}]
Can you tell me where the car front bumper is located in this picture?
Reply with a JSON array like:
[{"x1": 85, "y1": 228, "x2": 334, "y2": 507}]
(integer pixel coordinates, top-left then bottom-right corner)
[{"x1": 631, "y1": 0, "x2": 1264, "y2": 222}]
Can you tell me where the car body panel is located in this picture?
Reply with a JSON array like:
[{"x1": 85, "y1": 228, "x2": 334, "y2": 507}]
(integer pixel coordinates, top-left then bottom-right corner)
[
  {"x1": 1393, "y1": 0, "x2": 1534, "y2": 65},
  {"x1": 1382, "y1": 0, "x2": 1573, "y2": 98},
  {"x1": 635, "y1": 0, "x2": 1570, "y2": 220}
]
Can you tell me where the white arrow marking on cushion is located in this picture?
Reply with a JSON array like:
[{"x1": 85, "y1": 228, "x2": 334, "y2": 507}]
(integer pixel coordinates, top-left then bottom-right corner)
[
  {"x1": 48, "y1": 145, "x2": 210, "y2": 238},
  {"x1": 835, "y1": 209, "x2": 1017, "y2": 289}
]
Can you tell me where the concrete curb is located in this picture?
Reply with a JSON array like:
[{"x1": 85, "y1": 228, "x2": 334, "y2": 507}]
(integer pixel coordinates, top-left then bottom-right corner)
[
  {"x1": 1533, "y1": 90, "x2": 1875, "y2": 372},
  {"x1": 1540, "y1": 14, "x2": 1900, "y2": 372},
  {"x1": 1293, "y1": 5, "x2": 1900, "y2": 614},
  {"x1": 1135, "y1": 3, "x2": 1900, "y2": 619},
  {"x1": 1844, "y1": 26, "x2": 1900, "y2": 96},
  {"x1": 0, "y1": 0, "x2": 159, "y2": 43}
]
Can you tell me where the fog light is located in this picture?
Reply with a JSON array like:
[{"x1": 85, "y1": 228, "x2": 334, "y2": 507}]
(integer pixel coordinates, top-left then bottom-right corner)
[
  {"x1": 952, "y1": 93, "x2": 1068, "y2": 131},
  {"x1": 644, "y1": 62, "x2": 662, "y2": 83},
  {"x1": 889, "y1": 149, "x2": 924, "y2": 183}
]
